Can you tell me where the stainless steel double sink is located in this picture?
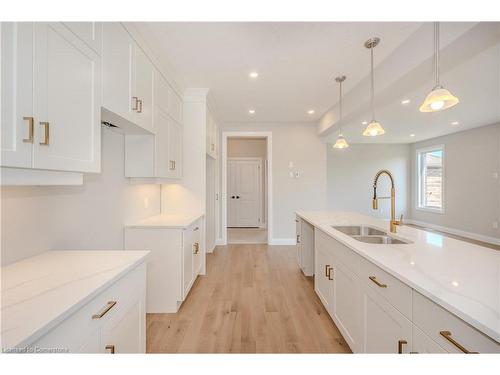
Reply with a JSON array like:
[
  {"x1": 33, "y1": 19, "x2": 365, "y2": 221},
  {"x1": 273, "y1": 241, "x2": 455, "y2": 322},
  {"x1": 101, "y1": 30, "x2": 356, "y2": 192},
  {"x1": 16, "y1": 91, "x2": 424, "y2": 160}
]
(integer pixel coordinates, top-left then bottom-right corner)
[{"x1": 332, "y1": 225, "x2": 411, "y2": 245}]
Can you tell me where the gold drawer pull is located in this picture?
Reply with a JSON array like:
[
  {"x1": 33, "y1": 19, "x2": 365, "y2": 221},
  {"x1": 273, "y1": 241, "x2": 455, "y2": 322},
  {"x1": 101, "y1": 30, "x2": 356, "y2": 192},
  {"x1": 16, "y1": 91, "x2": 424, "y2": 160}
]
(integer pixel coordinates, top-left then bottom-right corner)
[
  {"x1": 439, "y1": 331, "x2": 478, "y2": 354},
  {"x1": 92, "y1": 301, "x2": 117, "y2": 319},
  {"x1": 39, "y1": 122, "x2": 49, "y2": 145},
  {"x1": 398, "y1": 339, "x2": 407, "y2": 354},
  {"x1": 23, "y1": 116, "x2": 34, "y2": 143},
  {"x1": 132, "y1": 96, "x2": 139, "y2": 111},
  {"x1": 193, "y1": 242, "x2": 199, "y2": 254},
  {"x1": 369, "y1": 276, "x2": 387, "y2": 288},
  {"x1": 105, "y1": 345, "x2": 115, "y2": 354},
  {"x1": 328, "y1": 266, "x2": 334, "y2": 280},
  {"x1": 325, "y1": 264, "x2": 330, "y2": 278}
]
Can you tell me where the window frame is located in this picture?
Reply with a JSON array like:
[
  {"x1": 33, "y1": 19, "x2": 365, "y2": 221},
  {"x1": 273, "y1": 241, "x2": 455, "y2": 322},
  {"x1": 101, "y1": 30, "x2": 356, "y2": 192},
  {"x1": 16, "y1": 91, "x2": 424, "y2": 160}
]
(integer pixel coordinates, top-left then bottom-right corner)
[{"x1": 416, "y1": 144, "x2": 445, "y2": 214}]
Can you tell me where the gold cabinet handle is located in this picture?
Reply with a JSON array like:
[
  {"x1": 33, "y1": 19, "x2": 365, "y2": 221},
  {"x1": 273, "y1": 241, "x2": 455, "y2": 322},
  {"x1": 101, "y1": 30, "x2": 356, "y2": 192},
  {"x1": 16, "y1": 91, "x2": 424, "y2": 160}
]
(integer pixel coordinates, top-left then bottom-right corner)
[
  {"x1": 169, "y1": 160, "x2": 176, "y2": 170},
  {"x1": 439, "y1": 331, "x2": 478, "y2": 354},
  {"x1": 193, "y1": 242, "x2": 199, "y2": 254},
  {"x1": 369, "y1": 276, "x2": 387, "y2": 288},
  {"x1": 328, "y1": 266, "x2": 334, "y2": 280},
  {"x1": 39, "y1": 122, "x2": 49, "y2": 145},
  {"x1": 132, "y1": 96, "x2": 139, "y2": 111},
  {"x1": 137, "y1": 99, "x2": 143, "y2": 113},
  {"x1": 193, "y1": 227, "x2": 199, "y2": 231},
  {"x1": 398, "y1": 339, "x2": 407, "y2": 354},
  {"x1": 92, "y1": 301, "x2": 117, "y2": 319},
  {"x1": 325, "y1": 264, "x2": 331, "y2": 278},
  {"x1": 105, "y1": 345, "x2": 115, "y2": 354},
  {"x1": 296, "y1": 234, "x2": 301, "y2": 244},
  {"x1": 23, "y1": 116, "x2": 34, "y2": 143}
]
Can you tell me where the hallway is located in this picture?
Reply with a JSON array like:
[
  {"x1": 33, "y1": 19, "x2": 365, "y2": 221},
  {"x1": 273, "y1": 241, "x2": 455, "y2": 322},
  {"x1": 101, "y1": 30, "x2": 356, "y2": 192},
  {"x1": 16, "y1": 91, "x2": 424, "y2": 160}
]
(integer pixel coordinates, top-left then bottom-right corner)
[{"x1": 146, "y1": 244, "x2": 350, "y2": 353}]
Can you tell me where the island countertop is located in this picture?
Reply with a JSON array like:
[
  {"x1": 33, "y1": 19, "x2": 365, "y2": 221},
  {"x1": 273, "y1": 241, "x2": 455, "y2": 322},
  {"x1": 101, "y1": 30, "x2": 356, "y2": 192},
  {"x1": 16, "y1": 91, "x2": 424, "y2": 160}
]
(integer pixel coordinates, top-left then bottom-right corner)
[
  {"x1": 1, "y1": 250, "x2": 149, "y2": 349},
  {"x1": 295, "y1": 210, "x2": 500, "y2": 343}
]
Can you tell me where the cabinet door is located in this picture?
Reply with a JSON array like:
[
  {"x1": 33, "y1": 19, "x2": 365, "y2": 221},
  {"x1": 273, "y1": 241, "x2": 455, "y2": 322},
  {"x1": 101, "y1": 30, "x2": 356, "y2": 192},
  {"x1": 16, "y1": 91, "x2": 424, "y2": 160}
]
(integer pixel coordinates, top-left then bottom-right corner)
[
  {"x1": 154, "y1": 71, "x2": 169, "y2": 114},
  {"x1": 63, "y1": 22, "x2": 102, "y2": 54},
  {"x1": 101, "y1": 298, "x2": 146, "y2": 354},
  {"x1": 134, "y1": 46, "x2": 154, "y2": 132},
  {"x1": 167, "y1": 120, "x2": 182, "y2": 178},
  {"x1": 295, "y1": 217, "x2": 302, "y2": 267},
  {"x1": 182, "y1": 229, "x2": 194, "y2": 299},
  {"x1": 102, "y1": 23, "x2": 135, "y2": 123},
  {"x1": 361, "y1": 284, "x2": 412, "y2": 353},
  {"x1": 192, "y1": 224, "x2": 202, "y2": 276},
  {"x1": 33, "y1": 22, "x2": 101, "y2": 172},
  {"x1": 412, "y1": 325, "x2": 447, "y2": 353},
  {"x1": 1, "y1": 22, "x2": 34, "y2": 168},
  {"x1": 331, "y1": 260, "x2": 362, "y2": 352},
  {"x1": 153, "y1": 107, "x2": 170, "y2": 177},
  {"x1": 314, "y1": 244, "x2": 333, "y2": 311}
]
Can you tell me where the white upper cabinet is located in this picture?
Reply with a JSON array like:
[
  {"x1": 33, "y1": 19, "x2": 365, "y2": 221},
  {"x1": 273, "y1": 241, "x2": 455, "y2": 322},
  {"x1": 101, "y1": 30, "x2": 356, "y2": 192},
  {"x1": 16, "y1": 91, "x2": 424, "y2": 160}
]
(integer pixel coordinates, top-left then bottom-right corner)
[
  {"x1": 133, "y1": 46, "x2": 154, "y2": 133},
  {"x1": 33, "y1": 23, "x2": 101, "y2": 173},
  {"x1": 167, "y1": 120, "x2": 183, "y2": 179},
  {"x1": 1, "y1": 22, "x2": 101, "y2": 174},
  {"x1": 102, "y1": 23, "x2": 154, "y2": 133},
  {"x1": 206, "y1": 108, "x2": 218, "y2": 159},
  {"x1": 102, "y1": 23, "x2": 135, "y2": 125},
  {"x1": 62, "y1": 22, "x2": 102, "y2": 55},
  {"x1": 1, "y1": 22, "x2": 34, "y2": 168}
]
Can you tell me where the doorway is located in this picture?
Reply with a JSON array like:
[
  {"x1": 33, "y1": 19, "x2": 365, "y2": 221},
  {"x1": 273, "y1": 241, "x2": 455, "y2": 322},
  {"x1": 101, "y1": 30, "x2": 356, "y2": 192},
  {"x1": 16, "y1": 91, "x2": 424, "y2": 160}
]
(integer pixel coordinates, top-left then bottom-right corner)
[{"x1": 222, "y1": 132, "x2": 272, "y2": 245}]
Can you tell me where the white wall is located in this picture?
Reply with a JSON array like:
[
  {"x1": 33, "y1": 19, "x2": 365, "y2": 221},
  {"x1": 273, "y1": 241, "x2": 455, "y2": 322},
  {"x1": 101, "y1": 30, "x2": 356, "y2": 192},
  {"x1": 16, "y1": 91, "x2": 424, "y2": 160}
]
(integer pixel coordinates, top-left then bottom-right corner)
[
  {"x1": 1, "y1": 128, "x2": 161, "y2": 266},
  {"x1": 327, "y1": 143, "x2": 411, "y2": 220},
  {"x1": 409, "y1": 123, "x2": 500, "y2": 240},
  {"x1": 220, "y1": 122, "x2": 327, "y2": 241}
]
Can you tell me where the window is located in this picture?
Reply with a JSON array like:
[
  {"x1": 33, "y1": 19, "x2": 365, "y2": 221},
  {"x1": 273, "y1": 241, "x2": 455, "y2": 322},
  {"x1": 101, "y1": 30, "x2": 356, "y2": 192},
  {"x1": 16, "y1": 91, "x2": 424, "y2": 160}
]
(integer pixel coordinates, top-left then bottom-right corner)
[{"x1": 417, "y1": 145, "x2": 444, "y2": 213}]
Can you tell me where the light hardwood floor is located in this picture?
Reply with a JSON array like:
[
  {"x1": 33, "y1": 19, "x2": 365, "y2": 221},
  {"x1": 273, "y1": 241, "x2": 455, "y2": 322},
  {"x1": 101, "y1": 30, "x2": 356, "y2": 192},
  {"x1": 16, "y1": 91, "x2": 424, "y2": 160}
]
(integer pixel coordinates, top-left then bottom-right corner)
[{"x1": 146, "y1": 243, "x2": 351, "y2": 353}]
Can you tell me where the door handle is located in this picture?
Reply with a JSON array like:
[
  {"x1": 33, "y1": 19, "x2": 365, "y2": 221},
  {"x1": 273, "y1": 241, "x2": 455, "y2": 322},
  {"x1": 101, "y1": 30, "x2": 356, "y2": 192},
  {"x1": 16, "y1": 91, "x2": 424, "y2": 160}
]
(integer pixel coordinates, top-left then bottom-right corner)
[
  {"x1": 398, "y1": 339, "x2": 407, "y2": 354},
  {"x1": 23, "y1": 116, "x2": 34, "y2": 143},
  {"x1": 39, "y1": 122, "x2": 49, "y2": 145}
]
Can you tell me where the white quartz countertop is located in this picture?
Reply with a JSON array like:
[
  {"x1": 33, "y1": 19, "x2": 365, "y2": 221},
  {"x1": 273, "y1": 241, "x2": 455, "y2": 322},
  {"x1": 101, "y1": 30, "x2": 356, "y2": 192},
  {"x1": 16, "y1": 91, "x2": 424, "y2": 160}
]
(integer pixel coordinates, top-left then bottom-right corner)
[
  {"x1": 125, "y1": 212, "x2": 204, "y2": 229},
  {"x1": 1, "y1": 250, "x2": 149, "y2": 349},
  {"x1": 296, "y1": 210, "x2": 500, "y2": 343}
]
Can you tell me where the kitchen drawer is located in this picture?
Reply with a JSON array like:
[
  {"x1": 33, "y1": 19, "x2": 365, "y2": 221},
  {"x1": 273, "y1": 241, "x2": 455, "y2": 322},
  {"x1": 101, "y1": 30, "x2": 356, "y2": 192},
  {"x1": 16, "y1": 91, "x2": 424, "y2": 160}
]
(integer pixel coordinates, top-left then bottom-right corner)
[
  {"x1": 32, "y1": 263, "x2": 146, "y2": 352},
  {"x1": 360, "y1": 257, "x2": 412, "y2": 319},
  {"x1": 315, "y1": 229, "x2": 361, "y2": 275},
  {"x1": 412, "y1": 324, "x2": 447, "y2": 353},
  {"x1": 412, "y1": 291, "x2": 500, "y2": 353}
]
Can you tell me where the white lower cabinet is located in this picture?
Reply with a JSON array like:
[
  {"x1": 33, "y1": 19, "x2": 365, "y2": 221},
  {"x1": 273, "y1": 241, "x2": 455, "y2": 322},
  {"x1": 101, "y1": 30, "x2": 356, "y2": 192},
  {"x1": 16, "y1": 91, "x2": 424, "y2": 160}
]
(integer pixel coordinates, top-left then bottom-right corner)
[
  {"x1": 296, "y1": 217, "x2": 314, "y2": 276},
  {"x1": 30, "y1": 263, "x2": 146, "y2": 353},
  {"x1": 124, "y1": 219, "x2": 203, "y2": 313},
  {"x1": 361, "y1": 283, "x2": 412, "y2": 353},
  {"x1": 312, "y1": 227, "x2": 500, "y2": 353}
]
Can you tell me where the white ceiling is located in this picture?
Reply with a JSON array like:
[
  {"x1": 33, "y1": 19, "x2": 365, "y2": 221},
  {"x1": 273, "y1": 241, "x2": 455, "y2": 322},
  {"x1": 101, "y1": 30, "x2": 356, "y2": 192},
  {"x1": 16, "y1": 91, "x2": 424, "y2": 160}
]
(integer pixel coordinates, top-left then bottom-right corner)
[
  {"x1": 134, "y1": 22, "x2": 500, "y2": 144},
  {"x1": 134, "y1": 22, "x2": 422, "y2": 122}
]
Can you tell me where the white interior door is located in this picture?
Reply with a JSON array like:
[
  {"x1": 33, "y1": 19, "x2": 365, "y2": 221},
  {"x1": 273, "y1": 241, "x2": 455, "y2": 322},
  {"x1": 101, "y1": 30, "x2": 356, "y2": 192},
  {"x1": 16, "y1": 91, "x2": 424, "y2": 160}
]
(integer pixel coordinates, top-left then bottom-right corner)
[{"x1": 227, "y1": 159, "x2": 261, "y2": 228}]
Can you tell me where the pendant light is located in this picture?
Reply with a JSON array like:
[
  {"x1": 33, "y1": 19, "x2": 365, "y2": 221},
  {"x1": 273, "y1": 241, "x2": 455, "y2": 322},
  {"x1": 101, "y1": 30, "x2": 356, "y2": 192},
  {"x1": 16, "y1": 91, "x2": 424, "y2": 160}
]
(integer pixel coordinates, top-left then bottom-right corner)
[
  {"x1": 363, "y1": 37, "x2": 385, "y2": 137},
  {"x1": 419, "y1": 22, "x2": 459, "y2": 112},
  {"x1": 333, "y1": 75, "x2": 349, "y2": 149}
]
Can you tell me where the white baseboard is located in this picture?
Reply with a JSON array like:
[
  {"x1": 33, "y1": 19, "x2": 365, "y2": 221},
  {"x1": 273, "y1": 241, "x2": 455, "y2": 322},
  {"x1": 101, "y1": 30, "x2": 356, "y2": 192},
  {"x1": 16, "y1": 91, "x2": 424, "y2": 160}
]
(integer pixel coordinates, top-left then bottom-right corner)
[
  {"x1": 215, "y1": 238, "x2": 226, "y2": 246},
  {"x1": 268, "y1": 238, "x2": 296, "y2": 246},
  {"x1": 405, "y1": 219, "x2": 500, "y2": 246}
]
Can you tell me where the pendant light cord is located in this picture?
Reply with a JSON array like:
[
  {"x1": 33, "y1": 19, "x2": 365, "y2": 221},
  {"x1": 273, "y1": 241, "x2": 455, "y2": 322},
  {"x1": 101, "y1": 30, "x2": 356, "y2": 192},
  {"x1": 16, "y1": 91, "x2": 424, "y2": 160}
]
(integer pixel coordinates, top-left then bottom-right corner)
[
  {"x1": 339, "y1": 79, "x2": 343, "y2": 135},
  {"x1": 370, "y1": 46, "x2": 375, "y2": 121},
  {"x1": 435, "y1": 22, "x2": 440, "y2": 88}
]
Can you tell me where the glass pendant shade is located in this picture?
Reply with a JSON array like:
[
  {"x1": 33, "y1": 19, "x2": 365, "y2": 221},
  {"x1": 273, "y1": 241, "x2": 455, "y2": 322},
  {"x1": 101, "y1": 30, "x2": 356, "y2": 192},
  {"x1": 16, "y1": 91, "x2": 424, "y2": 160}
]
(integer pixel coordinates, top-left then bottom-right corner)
[
  {"x1": 333, "y1": 134, "x2": 349, "y2": 149},
  {"x1": 363, "y1": 120, "x2": 385, "y2": 136},
  {"x1": 420, "y1": 22, "x2": 459, "y2": 113},
  {"x1": 419, "y1": 86, "x2": 459, "y2": 112}
]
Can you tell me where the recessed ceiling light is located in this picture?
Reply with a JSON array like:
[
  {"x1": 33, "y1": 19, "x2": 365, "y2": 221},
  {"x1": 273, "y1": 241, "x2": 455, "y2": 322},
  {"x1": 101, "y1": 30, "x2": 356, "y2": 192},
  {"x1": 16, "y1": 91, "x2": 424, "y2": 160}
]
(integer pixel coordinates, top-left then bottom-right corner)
[
  {"x1": 452, "y1": 281, "x2": 459, "y2": 287},
  {"x1": 248, "y1": 109, "x2": 255, "y2": 114},
  {"x1": 362, "y1": 121, "x2": 368, "y2": 125},
  {"x1": 410, "y1": 133, "x2": 415, "y2": 137},
  {"x1": 401, "y1": 99, "x2": 411, "y2": 105},
  {"x1": 249, "y1": 72, "x2": 259, "y2": 78},
  {"x1": 307, "y1": 109, "x2": 315, "y2": 115},
  {"x1": 451, "y1": 121, "x2": 459, "y2": 125}
]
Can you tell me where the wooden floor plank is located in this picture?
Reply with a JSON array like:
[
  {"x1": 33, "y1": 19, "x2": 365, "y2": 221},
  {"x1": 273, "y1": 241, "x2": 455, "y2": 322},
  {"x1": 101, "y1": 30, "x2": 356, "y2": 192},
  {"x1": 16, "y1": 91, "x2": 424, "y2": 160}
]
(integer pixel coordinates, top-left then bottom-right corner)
[{"x1": 146, "y1": 243, "x2": 351, "y2": 353}]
